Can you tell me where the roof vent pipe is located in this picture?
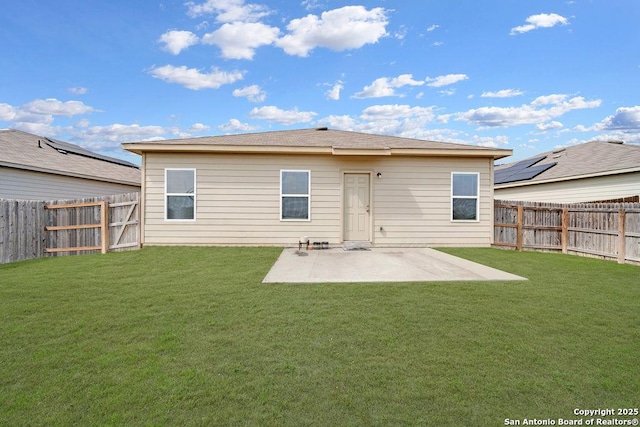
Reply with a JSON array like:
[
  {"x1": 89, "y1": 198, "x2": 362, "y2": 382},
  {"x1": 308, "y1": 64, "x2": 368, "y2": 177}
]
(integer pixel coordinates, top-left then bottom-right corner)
[{"x1": 607, "y1": 140, "x2": 624, "y2": 144}]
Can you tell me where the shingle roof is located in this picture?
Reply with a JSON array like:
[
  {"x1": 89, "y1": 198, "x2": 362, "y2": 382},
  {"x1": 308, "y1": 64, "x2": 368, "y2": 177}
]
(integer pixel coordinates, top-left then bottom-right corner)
[
  {"x1": 495, "y1": 141, "x2": 640, "y2": 186},
  {"x1": 0, "y1": 129, "x2": 140, "y2": 186},
  {"x1": 123, "y1": 128, "x2": 511, "y2": 159}
]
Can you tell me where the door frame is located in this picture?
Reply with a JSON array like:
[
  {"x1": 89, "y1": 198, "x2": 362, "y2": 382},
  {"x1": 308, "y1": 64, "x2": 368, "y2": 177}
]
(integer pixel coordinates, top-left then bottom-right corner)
[{"x1": 341, "y1": 171, "x2": 374, "y2": 243}]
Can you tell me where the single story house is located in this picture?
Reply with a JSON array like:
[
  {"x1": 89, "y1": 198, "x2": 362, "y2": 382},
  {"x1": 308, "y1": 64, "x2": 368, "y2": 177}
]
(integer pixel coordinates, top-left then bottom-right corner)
[
  {"x1": 122, "y1": 128, "x2": 512, "y2": 247},
  {"x1": 0, "y1": 129, "x2": 141, "y2": 200},
  {"x1": 495, "y1": 140, "x2": 640, "y2": 203}
]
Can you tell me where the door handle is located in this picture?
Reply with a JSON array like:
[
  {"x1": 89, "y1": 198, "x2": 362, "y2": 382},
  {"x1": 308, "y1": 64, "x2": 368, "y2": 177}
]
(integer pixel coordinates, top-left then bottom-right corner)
[{"x1": 366, "y1": 205, "x2": 370, "y2": 213}]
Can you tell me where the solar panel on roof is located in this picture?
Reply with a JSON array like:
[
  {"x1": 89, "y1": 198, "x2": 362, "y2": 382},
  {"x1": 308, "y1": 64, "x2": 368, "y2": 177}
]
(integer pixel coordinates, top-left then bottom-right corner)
[
  {"x1": 508, "y1": 155, "x2": 546, "y2": 172},
  {"x1": 494, "y1": 155, "x2": 552, "y2": 184},
  {"x1": 44, "y1": 138, "x2": 138, "y2": 168},
  {"x1": 494, "y1": 169, "x2": 512, "y2": 183},
  {"x1": 496, "y1": 162, "x2": 556, "y2": 184}
]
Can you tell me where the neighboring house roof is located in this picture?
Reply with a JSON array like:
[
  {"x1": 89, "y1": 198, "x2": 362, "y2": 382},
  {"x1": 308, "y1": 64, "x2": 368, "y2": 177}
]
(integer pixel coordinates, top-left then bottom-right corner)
[
  {"x1": 123, "y1": 128, "x2": 512, "y2": 159},
  {"x1": 495, "y1": 141, "x2": 640, "y2": 187},
  {"x1": 0, "y1": 129, "x2": 141, "y2": 186}
]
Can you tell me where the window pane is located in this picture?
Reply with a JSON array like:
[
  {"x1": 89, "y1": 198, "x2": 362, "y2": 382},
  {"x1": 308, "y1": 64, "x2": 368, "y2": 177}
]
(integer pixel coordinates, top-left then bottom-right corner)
[
  {"x1": 167, "y1": 196, "x2": 194, "y2": 219},
  {"x1": 282, "y1": 171, "x2": 309, "y2": 195},
  {"x1": 453, "y1": 198, "x2": 477, "y2": 220},
  {"x1": 282, "y1": 196, "x2": 309, "y2": 220},
  {"x1": 453, "y1": 174, "x2": 478, "y2": 197},
  {"x1": 167, "y1": 170, "x2": 195, "y2": 194}
]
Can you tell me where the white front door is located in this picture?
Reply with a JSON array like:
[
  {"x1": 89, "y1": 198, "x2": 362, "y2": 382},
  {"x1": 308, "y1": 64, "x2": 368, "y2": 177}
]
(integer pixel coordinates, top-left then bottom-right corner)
[{"x1": 344, "y1": 173, "x2": 370, "y2": 241}]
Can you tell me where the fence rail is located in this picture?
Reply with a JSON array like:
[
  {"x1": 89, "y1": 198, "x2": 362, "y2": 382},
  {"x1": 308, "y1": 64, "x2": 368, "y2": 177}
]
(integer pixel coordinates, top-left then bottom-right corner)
[
  {"x1": 0, "y1": 192, "x2": 139, "y2": 264},
  {"x1": 494, "y1": 200, "x2": 640, "y2": 265}
]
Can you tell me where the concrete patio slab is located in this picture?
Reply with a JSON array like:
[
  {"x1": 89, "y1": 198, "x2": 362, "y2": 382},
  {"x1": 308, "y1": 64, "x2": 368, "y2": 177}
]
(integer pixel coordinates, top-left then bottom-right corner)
[{"x1": 263, "y1": 247, "x2": 527, "y2": 283}]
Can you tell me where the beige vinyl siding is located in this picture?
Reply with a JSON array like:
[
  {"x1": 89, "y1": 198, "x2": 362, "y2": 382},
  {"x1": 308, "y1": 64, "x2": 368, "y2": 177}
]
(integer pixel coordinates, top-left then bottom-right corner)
[
  {"x1": 372, "y1": 158, "x2": 493, "y2": 246},
  {"x1": 0, "y1": 166, "x2": 140, "y2": 200},
  {"x1": 143, "y1": 153, "x2": 493, "y2": 247},
  {"x1": 495, "y1": 172, "x2": 640, "y2": 203}
]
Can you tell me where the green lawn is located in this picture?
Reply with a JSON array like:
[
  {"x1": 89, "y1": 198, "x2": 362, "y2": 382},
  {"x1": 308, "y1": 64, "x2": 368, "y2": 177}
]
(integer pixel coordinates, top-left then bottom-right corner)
[{"x1": 0, "y1": 247, "x2": 638, "y2": 426}]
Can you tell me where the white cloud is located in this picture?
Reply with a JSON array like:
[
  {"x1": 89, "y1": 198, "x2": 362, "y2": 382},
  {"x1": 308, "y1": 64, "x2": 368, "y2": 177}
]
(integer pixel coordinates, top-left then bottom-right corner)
[
  {"x1": 325, "y1": 81, "x2": 343, "y2": 100},
  {"x1": 593, "y1": 131, "x2": 640, "y2": 145},
  {"x1": 425, "y1": 74, "x2": 468, "y2": 88},
  {"x1": 249, "y1": 106, "x2": 317, "y2": 125},
  {"x1": 432, "y1": 41, "x2": 443, "y2": 47},
  {"x1": 360, "y1": 104, "x2": 435, "y2": 121},
  {"x1": 188, "y1": 123, "x2": 211, "y2": 133},
  {"x1": 68, "y1": 87, "x2": 88, "y2": 95},
  {"x1": 595, "y1": 106, "x2": 640, "y2": 131},
  {"x1": 471, "y1": 135, "x2": 510, "y2": 148},
  {"x1": 510, "y1": 13, "x2": 569, "y2": 35},
  {"x1": 76, "y1": 124, "x2": 169, "y2": 147},
  {"x1": 426, "y1": 24, "x2": 439, "y2": 32},
  {"x1": 76, "y1": 118, "x2": 90, "y2": 128},
  {"x1": 149, "y1": 65, "x2": 244, "y2": 90},
  {"x1": 315, "y1": 107, "x2": 464, "y2": 143},
  {"x1": 2, "y1": 99, "x2": 97, "y2": 134},
  {"x1": 11, "y1": 110, "x2": 55, "y2": 125},
  {"x1": 11, "y1": 122, "x2": 58, "y2": 136},
  {"x1": 218, "y1": 118, "x2": 260, "y2": 132},
  {"x1": 481, "y1": 89, "x2": 524, "y2": 98},
  {"x1": 439, "y1": 88, "x2": 456, "y2": 96},
  {"x1": 317, "y1": 114, "x2": 356, "y2": 130},
  {"x1": 356, "y1": 118, "x2": 457, "y2": 142},
  {"x1": 519, "y1": 143, "x2": 538, "y2": 151},
  {"x1": 85, "y1": 124, "x2": 167, "y2": 142},
  {"x1": 0, "y1": 103, "x2": 17, "y2": 121},
  {"x1": 458, "y1": 95, "x2": 601, "y2": 128},
  {"x1": 354, "y1": 78, "x2": 395, "y2": 99},
  {"x1": 202, "y1": 22, "x2": 280, "y2": 59},
  {"x1": 276, "y1": 6, "x2": 388, "y2": 57},
  {"x1": 24, "y1": 99, "x2": 95, "y2": 116},
  {"x1": 394, "y1": 26, "x2": 408, "y2": 40},
  {"x1": 232, "y1": 84, "x2": 266, "y2": 102},
  {"x1": 302, "y1": 0, "x2": 322, "y2": 11},
  {"x1": 354, "y1": 74, "x2": 424, "y2": 99},
  {"x1": 185, "y1": 0, "x2": 271, "y2": 23},
  {"x1": 531, "y1": 94, "x2": 569, "y2": 106},
  {"x1": 536, "y1": 121, "x2": 563, "y2": 131},
  {"x1": 159, "y1": 30, "x2": 199, "y2": 55}
]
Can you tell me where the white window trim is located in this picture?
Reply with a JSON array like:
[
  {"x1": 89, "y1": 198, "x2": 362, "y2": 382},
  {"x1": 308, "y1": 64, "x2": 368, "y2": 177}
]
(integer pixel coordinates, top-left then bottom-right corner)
[
  {"x1": 280, "y1": 169, "x2": 311, "y2": 222},
  {"x1": 165, "y1": 168, "x2": 196, "y2": 222},
  {"x1": 451, "y1": 172, "x2": 480, "y2": 222}
]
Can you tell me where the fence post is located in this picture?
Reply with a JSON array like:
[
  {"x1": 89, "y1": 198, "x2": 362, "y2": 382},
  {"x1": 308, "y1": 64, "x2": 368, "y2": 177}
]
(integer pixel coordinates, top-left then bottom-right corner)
[
  {"x1": 561, "y1": 208, "x2": 569, "y2": 254},
  {"x1": 101, "y1": 201, "x2": 109, "y2": 254},
  {"x1": 516, "y1": 205, "x2": 524, "y2": 251},
  {"x1": 617, "y1": 209, "x2": 626, "y2": 264}
]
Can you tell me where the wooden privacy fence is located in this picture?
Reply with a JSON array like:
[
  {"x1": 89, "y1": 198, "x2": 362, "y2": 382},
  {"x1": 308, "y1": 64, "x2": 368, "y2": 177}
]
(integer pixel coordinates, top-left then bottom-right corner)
[
  {"x1": 494, "y1": 200, "x2": 640, "y2": 265},
  {"x1": 0, "y1": 192, "x2": 140, "y2": 264}
]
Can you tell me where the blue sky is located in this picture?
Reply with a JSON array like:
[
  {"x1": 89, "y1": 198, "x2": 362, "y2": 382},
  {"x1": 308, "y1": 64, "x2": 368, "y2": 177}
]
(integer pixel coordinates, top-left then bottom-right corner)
[{"x1": 1, "y1": 0, "x2": 639, "y2": 164}]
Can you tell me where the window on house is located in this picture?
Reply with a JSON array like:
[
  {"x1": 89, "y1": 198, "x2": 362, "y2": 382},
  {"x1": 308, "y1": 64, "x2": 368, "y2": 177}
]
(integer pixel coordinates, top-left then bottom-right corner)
[
  {"x1": 166, "y1": 168, "x2": 196, "y2": 220},
  {"x1": 281, "y1": 170, "x2": 310, "y2": 221},
  {"x1": 452, "y1": 172, "x2": 479, "y2": 221}
]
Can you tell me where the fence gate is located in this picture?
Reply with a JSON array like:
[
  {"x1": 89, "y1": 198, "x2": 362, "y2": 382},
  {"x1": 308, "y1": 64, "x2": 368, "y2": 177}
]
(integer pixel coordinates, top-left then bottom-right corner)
[
  {"x1": 108, "y1": 199, "x2": 140, "y2": 251},
  {"x1": 45, "y1": 201, "x2": 109, "y2": 254}
]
